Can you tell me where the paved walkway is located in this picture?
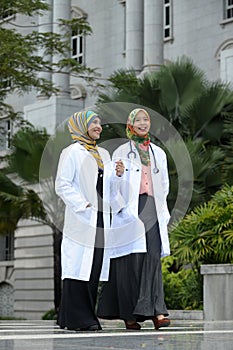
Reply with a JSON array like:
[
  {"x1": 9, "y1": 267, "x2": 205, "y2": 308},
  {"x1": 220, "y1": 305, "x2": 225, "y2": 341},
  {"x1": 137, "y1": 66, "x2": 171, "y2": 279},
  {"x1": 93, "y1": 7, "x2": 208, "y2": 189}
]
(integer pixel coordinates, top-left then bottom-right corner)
[{"x1": 0, "y1": 319, "x2": 233, "y2": 350}]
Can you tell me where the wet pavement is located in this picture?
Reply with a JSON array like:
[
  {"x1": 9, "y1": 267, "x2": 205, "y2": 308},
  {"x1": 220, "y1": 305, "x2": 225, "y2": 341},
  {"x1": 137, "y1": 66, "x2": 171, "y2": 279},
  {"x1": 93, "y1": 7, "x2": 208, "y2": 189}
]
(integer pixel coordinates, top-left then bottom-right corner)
[{"x1": 0, "y1": 319, "x2": 233, "y2": 350}]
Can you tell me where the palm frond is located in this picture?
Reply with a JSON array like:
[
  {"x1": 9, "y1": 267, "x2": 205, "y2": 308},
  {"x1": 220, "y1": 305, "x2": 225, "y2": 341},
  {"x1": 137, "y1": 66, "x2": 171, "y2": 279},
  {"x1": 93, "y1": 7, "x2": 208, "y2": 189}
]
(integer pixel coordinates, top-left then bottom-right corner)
[
  {"x1": 184, "y1": 82, "x2": 231, "y2": 139},
  {"x1": 7, "y1": 127, "x2": 49, "y2": 183},
  {"x1": 156, "y1": 56, "x2": 205, "y2": 123},
  {"x1": 170, "y1": 185, "x2": 233, "y2": 266}
]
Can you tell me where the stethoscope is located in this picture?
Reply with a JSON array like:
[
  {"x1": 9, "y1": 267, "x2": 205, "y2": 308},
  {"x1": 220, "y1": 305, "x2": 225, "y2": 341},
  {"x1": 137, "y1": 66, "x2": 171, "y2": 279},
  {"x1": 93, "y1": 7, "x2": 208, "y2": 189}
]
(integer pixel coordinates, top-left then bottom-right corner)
[{"x1": 127, "y1": 141, "x2": 159, "y2": 174}]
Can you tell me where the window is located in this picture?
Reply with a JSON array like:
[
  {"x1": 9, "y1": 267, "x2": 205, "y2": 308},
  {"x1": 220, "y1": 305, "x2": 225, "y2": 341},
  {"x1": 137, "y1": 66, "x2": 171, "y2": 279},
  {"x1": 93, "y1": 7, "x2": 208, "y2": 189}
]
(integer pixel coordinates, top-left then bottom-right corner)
[
  {"x1": 220, "y1": 48, "x2": 233, "y2": 84},
  {"x1": 5, "y1": 234, "x2": 14, "y2": 261},
  {"x1": 0, "y1": 235, "x2": 14, "y2": 261},
  {"x1": 6, "y1": 119, "x2": 11, "y2": 149},
  {"x1": 225, "y1": 0, "x2": 233, "y2": 19},
  {"x1": 164, "y1": 0, "x2": 172, "y2": 39},
  {"x1": 0, "y1": 118, "x2": 12, "y2": 151},
  {"x1": 0, "y1": 8, "x2": 15, "y2": 22},
  {"x1": 71, "y1": 6, "x2": 87, "y2": 64},
  {"x1": 71, "y1": 30, "x2": 84, "y2": 64},
  {"x1": 0, "y1": 282, "x2": 14, "y2": 317}
]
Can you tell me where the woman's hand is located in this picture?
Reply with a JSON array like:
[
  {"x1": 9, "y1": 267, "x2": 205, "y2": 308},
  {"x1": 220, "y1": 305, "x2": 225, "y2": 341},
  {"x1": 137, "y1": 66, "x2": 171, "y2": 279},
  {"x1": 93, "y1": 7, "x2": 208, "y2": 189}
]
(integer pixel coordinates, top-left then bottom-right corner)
[{"x1": 115, "y1": 160, "x2": 125, "y2": 177}]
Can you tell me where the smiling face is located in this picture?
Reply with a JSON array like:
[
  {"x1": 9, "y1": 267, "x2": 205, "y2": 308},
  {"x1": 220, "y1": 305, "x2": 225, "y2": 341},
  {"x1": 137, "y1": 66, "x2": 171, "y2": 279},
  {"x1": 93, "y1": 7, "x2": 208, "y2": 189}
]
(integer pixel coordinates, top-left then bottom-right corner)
[
  {"x1": 87, "y1": 117, "x2": 102, "y2": 140},
  {"x1": 133, "y1": 110, "x2": 151, "y2": 137}
]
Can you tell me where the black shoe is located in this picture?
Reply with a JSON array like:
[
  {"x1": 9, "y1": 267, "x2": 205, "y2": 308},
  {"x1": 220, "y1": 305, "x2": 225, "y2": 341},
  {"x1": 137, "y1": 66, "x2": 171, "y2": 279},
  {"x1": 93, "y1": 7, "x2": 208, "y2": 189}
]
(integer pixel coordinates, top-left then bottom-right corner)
[{"x1": 80, "y1": 324, "x2": 100, "y2": 331}]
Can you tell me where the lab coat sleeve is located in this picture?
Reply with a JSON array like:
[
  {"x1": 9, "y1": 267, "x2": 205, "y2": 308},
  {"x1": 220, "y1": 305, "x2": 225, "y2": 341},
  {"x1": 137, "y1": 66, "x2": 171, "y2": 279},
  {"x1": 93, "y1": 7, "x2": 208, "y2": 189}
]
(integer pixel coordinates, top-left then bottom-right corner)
[{"x1": 55, "y1": 149, "x2": 89, "y2": 212}]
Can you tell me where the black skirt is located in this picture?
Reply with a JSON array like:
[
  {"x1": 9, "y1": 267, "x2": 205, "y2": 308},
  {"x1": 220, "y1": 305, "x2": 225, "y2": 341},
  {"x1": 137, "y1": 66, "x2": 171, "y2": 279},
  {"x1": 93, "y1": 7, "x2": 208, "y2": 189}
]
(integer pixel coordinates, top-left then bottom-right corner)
[
  {"x1": 57, "y1": 170, "x2": 104, "y2": 330},
  {"x1": 97, "y1": 194, "x2": 168, "y2": 322}
]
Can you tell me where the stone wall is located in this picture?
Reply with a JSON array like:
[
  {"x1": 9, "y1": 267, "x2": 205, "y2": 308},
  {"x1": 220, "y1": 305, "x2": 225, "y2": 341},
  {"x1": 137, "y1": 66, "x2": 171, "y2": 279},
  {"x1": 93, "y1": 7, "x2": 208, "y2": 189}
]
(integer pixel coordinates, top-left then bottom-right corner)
[
  {"x1": 201, "y1": 264, "x2": 233, "y2": 321},
  {"x1": 13, "y1": 220, "x2": 54, "y2": 319}
]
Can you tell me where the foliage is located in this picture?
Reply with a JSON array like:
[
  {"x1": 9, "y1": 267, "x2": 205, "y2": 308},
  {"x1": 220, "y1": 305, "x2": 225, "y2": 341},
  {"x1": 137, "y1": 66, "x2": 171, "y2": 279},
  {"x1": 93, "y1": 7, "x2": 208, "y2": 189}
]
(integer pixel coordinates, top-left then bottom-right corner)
[
  {"x1": 155, "y1": 57, "x2": 206, "y2": 126},
  {"x1": 42, "y1": 308, "x2": 57, "y2": 320},
  {"x1": 0, "y1": 170, "x2": 47, "y2": 235},
  {"x1": 98, "y1": 57, "x2": 233, "y2": 142},
  {"x1": 170, "y1": 185, "x2": 233, "y2": 266},
  {"x1": 1, "y1": 0, "x2": 49, "y2": 16},
  {"x1": 166, "y1": 138, "x2": 224, "y2": 212},
  {"x1": 0, "y1": 0, "x2": 95, "y2": 117},
  {"x1": 1, "y1": 125, "x2": 66, "y2": 232},
  {"x1": 97, "y1": 57, "x2": 233, "y2": 211},
  {"x1": 162, "y1": 256, "x2": 203, "y2": 310},
  {"x1": 0, "y1": 126, "x2": 51, "y2": 235},
  {"x1": 0, "y1": 125, "x2": 65, "y2": 311},
  {"x1": 6, "y1": 127, "x2": 49, "y2": 183},
  {"x1": 98, "y1": 57, "x2": 205, "y2": 124},
  {"x1": 221, "y1": 114, "x2": 233, "y2": 185}
]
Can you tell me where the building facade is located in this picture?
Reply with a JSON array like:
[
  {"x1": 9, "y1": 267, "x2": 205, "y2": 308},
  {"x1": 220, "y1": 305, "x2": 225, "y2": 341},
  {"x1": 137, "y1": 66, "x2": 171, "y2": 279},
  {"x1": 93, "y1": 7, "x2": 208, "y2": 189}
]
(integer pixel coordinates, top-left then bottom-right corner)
[{"x1": 1, "y1": 0, "x2": 233, "y2": 319}]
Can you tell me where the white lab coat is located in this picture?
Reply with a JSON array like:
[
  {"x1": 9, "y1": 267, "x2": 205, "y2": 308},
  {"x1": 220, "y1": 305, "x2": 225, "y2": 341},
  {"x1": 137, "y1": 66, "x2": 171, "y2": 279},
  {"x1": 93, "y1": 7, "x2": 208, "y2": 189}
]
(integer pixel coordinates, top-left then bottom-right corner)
[
  {"x1": 55, "y1": 142, "x2": 111, "y2": 281},
  {"x1": 108, "y1": 141, "x2": 170, "y2": 259}
]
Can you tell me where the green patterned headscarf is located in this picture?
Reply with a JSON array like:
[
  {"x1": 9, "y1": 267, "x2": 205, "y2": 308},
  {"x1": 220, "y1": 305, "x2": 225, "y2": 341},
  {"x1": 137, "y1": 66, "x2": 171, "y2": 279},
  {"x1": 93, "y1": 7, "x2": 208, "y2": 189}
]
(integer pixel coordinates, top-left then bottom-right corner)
[{"x1": 126, "y1": 108, "x2": 151, "y2": 166}]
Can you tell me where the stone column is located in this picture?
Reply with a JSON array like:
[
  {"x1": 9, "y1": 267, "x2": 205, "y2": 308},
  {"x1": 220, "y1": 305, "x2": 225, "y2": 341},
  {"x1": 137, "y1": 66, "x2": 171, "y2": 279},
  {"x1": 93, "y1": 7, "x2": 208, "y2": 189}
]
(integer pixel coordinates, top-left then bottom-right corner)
[
  {"x1": 125, "y1": 0, "x2": 143, "y2": 72},
  {"x1": 37, "y1": 0, "x2": 53, "y2": 100},
  {"x1": 143, "y1": 0, "x2": 164, "y2": 73},
  {"x1": 52, "y1": 0, "x2": 71, "y2": 97}
]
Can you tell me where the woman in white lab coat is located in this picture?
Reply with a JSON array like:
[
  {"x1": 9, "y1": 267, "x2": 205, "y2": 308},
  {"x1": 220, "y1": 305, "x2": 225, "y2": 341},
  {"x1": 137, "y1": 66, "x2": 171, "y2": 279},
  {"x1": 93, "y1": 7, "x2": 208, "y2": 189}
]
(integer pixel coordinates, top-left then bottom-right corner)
[
  {"x1": 97, "y1": 108, "x2": 171, "y2": 330},
  {"x1": 55, "y1": 111, "x2": 111, "y2": 331}
]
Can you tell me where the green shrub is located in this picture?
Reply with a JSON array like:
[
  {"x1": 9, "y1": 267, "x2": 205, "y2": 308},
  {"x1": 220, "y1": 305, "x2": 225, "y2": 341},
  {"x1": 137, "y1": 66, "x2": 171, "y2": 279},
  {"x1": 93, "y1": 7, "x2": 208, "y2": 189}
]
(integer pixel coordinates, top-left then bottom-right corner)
[
  {"x1": 162, "y1": 257, "x2": 203, "y2": 310},
  {"x1": 170, "y1": 185, "x2": 233, "y2": 266},
  {"x1": 42, "y1": 309, "x2": 57, "y2": 320}
]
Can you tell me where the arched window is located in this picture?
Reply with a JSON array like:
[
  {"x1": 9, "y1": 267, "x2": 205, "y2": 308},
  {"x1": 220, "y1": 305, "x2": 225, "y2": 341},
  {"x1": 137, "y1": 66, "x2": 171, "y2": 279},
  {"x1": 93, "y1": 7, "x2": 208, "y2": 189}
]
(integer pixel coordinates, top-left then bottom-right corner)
[
  {"x1": 0, "y1": 282, "x2": 14, "y2": 317},
  {"x1": 215, "y1": 39, "x2": 233, "y2": 84}
]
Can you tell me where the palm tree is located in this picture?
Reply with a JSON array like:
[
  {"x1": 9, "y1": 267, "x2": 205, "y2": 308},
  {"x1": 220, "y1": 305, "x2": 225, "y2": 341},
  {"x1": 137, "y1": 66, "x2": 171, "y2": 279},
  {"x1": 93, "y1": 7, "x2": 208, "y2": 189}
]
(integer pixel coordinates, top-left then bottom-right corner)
[
  {"x1": 0, "y1": 171, "x2": 47, "y2": 235},
  {"x1": 1, "y1": 126, "x2": 68, "y2": 315},
  {"x1": 97, "y1": 56, "x2": 233, "y2": 211},
  {"x1": 166, "y1": 138, "x2": 224, "y2": 213},
  {"x1": 98, "y1": 57, "x2": 206, "y2": 129},
  {"x1": 6, "y1": 126, "x2": 49, "y2": 183}
]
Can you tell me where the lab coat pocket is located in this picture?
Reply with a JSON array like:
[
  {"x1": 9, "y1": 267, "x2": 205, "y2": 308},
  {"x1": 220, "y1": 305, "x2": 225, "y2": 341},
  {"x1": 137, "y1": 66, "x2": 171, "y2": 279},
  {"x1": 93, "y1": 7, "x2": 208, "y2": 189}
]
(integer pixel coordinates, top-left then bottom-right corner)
[
  {"x1": 64, "y1": 206, "x2": 91, "y2": 231},
  {"x1": 68, "y1": 206, "x2": 93, "y2": 227},
  {"x1": 63, "y1": 206, "x2": 96, "y2": 248},
  {"x1": 81, "y1": 206, "x2": 93, "y2": 224},
  {"x1": 115, "y1": 207, "x2": 133, "y2": 226}
]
